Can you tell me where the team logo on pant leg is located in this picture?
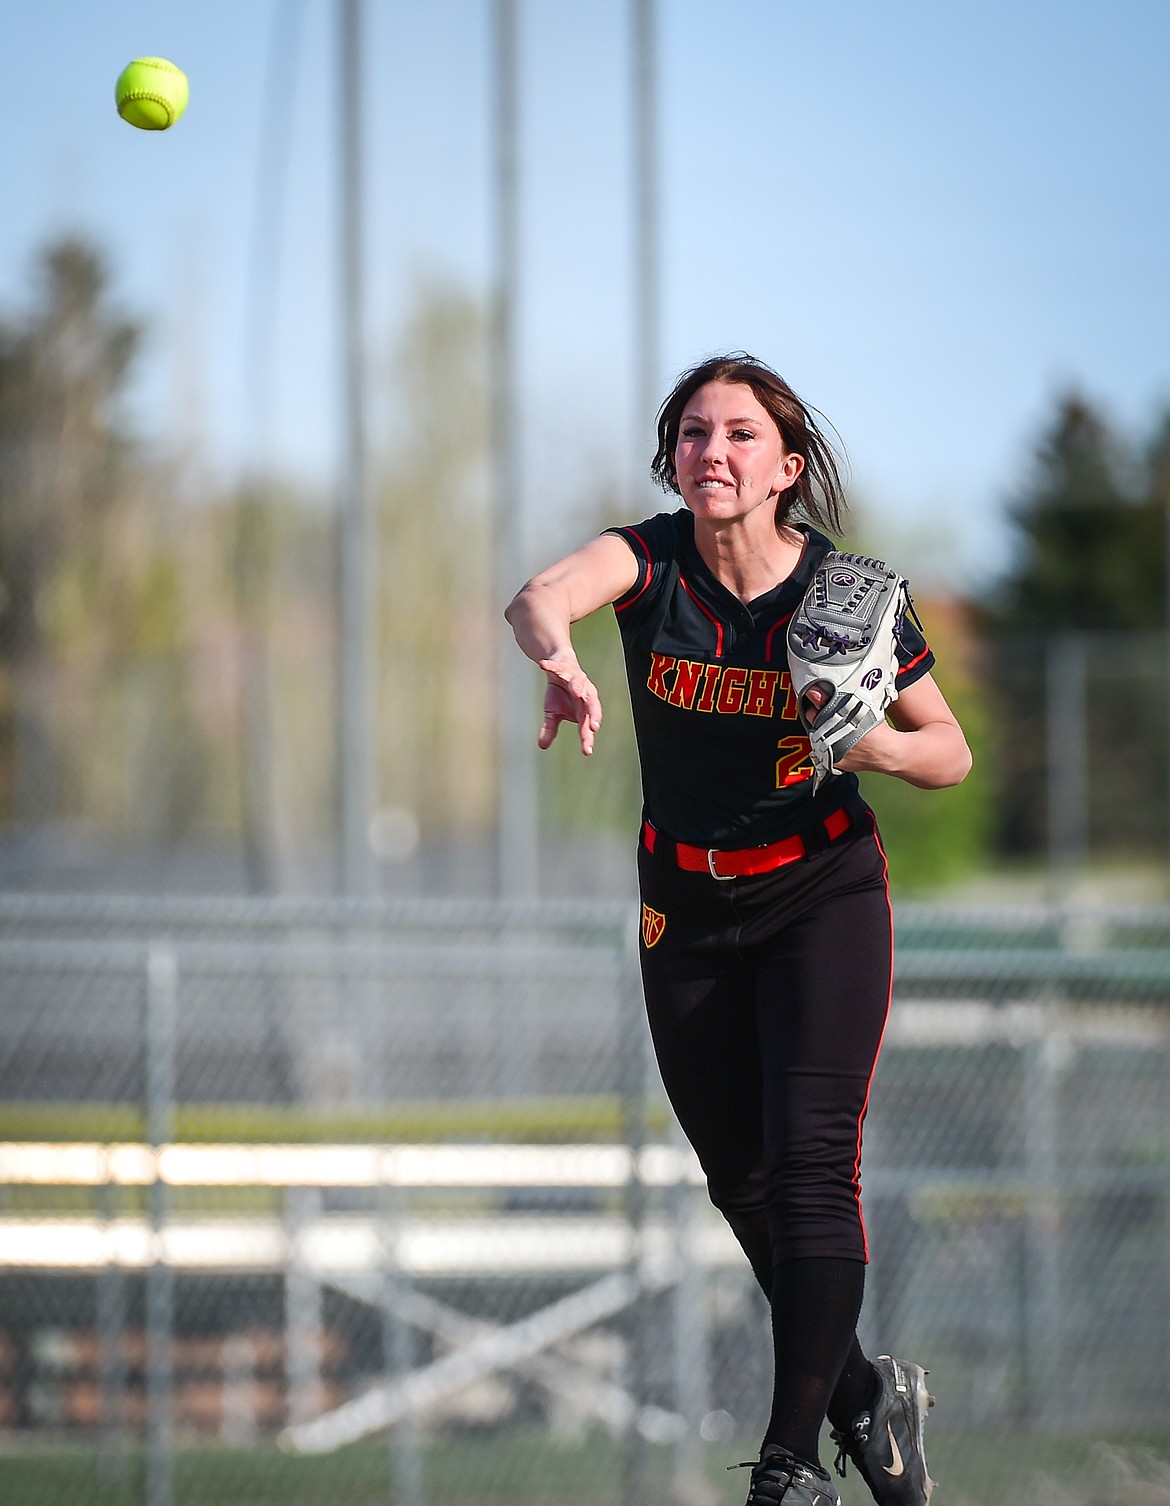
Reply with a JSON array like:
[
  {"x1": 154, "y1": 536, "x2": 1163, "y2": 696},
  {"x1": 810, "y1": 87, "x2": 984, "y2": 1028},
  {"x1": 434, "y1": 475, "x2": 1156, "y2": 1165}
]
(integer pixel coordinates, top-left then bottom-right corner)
[{"x1": 641, "y1": 904, "x2": 665, "y2": 948}]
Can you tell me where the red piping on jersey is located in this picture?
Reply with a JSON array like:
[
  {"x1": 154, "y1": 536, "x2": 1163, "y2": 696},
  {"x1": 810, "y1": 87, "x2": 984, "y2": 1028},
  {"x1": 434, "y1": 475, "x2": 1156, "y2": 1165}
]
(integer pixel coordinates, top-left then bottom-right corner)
[
  {"x1": 613, "y1": 527, "x2": 653, "y2": 613},
  {"x1": 852, "y1": 811, "x2": 895, "y2": 1264},
  {"x1": 896, "y1": 644, "x2": 931, "y2": 679},
  {"x1": 678, "y1": 575, "x2": 724, "y2": 658},
  {"x1": 764, "y1": 610, "x2": 795, "y2": 664}
]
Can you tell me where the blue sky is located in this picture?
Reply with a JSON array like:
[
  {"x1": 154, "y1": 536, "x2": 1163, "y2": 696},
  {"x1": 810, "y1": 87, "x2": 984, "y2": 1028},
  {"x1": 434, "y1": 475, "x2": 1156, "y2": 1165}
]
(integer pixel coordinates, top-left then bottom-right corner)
[{"x1": 3, "y1": 0, "x2": 1169, "y2": 587}]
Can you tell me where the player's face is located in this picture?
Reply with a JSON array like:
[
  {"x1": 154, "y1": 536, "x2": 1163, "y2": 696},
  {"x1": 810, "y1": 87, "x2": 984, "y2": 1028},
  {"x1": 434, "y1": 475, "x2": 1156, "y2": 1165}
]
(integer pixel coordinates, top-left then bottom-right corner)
[{"x1": 674, "y1": 382, "x2": 802, "y2": 526}]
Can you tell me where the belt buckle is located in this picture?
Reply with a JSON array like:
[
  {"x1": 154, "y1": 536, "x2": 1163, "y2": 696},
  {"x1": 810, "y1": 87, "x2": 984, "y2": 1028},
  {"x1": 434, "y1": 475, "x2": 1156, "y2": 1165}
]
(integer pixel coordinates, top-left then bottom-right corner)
[{"x1": 707, "y1": 848, "x2": 734, "y2": 881}]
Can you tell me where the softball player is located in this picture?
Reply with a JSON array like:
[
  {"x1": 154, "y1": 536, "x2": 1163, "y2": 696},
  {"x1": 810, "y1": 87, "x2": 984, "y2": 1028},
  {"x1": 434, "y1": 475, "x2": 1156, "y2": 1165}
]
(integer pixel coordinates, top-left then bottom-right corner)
[{"x1": 506, "y1": 354, "x2": 971, "y2": 1506}]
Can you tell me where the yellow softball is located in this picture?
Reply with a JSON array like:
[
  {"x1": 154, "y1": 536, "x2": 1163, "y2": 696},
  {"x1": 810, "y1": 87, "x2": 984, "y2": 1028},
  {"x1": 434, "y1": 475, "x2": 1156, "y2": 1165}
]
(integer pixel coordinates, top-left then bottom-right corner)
[{"x1": 115, "y1": 57, "x2": 189, "y2": 131}]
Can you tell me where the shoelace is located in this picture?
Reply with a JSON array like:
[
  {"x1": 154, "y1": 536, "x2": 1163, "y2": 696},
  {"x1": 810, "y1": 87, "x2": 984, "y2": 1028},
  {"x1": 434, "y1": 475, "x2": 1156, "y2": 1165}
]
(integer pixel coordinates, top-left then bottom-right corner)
[
  {"x1": 728, "y1": 1450, "x2": 822, "y2": 1503},
  {"x1": 829, "y1": 1410, "x2": 869, "y2": 1481}
]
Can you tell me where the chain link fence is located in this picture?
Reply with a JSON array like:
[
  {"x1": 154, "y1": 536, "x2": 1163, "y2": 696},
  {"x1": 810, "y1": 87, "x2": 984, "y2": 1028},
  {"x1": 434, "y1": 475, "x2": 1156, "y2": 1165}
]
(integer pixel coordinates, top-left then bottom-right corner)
[
  {"x1": 0, "y1": 894, "x2": 1167, "y2": 1505},
  {"x1": 990, "y1": 630, "x2": 1170, "y2": 868}
]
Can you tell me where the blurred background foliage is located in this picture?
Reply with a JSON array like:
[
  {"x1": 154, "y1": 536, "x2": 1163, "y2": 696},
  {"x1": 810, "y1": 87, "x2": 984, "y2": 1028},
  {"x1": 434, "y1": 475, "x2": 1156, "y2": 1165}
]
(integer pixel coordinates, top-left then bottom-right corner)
[
  {"x1": 982, "y1": 392, "x2": 1170, "y2": 862},
  {"x1": 3, "y1": 233, "x2": 1170, "y2": 896}
]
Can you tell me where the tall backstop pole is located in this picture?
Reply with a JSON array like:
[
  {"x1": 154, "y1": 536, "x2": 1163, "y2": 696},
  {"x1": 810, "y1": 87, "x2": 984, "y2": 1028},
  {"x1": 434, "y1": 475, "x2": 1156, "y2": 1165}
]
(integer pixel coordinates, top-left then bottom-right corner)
[
  {"x1": 493, "y1": 0, "x2": 539, "y2": 898},
  {"x1": 337, "y1": 0, "x2": 376, "y2": 898}
]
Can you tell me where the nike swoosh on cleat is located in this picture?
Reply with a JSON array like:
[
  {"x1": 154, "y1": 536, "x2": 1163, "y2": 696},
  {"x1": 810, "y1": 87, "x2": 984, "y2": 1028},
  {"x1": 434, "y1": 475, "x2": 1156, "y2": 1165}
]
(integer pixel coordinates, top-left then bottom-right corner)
[{"x1": 882, "y1": 1424, "x2": 905, "y2": 1477}]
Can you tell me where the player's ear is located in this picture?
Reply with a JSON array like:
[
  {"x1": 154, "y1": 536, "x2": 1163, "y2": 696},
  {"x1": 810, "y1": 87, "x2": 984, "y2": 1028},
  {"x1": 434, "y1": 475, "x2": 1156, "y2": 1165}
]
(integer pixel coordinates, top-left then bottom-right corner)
[{"x1": 773, "y1": 450, "x2": 805, "y2": 493}]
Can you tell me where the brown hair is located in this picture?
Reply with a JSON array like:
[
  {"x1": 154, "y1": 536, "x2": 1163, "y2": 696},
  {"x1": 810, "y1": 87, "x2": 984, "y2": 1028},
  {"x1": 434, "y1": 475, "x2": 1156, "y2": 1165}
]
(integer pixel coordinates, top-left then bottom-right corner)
[{"x1": 651, "y1": 353, "x2": 849, "y2": 535}]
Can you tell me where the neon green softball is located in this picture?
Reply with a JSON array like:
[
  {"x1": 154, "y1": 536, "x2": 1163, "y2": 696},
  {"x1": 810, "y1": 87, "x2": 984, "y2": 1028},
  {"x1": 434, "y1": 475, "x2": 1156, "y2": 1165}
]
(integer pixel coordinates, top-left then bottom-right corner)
[{"x1": 115, "y1": 57, "x2": 189, "y2": 131}]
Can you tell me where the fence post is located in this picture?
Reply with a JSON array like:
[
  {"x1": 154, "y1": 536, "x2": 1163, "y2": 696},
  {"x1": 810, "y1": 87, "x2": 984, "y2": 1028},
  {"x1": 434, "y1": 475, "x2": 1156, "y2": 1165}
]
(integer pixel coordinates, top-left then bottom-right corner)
[
  {"x1": 1046, "y1": 635, "x2": 1088, "y2": 899},
  {"x1": 97, "y1": 1178, "x2": 128, "y2": 1487},
  {"x1": 380, "y1": 1180, "x2": 425, "y2": 1506},
  {"x1": 285, "y1": 1185, "x2": 324, "y2": 1427},
  {"x1": 1022, "y1": 1012, "x2": 1067, "y2": 1427},
  {"x1": 221, "y1": 1333, "x2": 259, "y2": 1446},
  {"x1": 620, "y1": 917, "x2": 652, "y2": 1506},
  {"x1": 145, "y1": 943, "x2": 177, "y2": 1506},
  {"x1": 671, "y1": 1120, "x2": 711, "y2": 1505}
]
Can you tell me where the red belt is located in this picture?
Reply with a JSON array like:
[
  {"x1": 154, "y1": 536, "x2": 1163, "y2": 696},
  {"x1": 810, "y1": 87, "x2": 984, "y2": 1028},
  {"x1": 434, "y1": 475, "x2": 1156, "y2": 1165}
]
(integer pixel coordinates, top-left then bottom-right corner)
[{"x1": 641, "y1": 807, "x2": 852, "y2": 880}]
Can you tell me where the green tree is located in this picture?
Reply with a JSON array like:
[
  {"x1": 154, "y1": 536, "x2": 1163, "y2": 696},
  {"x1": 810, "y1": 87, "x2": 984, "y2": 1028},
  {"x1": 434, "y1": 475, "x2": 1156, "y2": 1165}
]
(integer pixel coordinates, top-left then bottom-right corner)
[
  {"x1": 0, "y1": 236, "x2": 224, "y2": 843},
  {"x1": 983, "y1": 393, "x2": 1170, "y2": 857},
  {"x1": 989, "y1": 394, "x2": 1164, "y2": 633},
  {"x1": 0, "y1": 237, "x2": 145, "y2": 822},
  {"x1": 1149, "y1": 408, "x2": 1170, "y2": 521},
  {"x1": 0, "y1": 239, "x2": 141, "y2": 658}
]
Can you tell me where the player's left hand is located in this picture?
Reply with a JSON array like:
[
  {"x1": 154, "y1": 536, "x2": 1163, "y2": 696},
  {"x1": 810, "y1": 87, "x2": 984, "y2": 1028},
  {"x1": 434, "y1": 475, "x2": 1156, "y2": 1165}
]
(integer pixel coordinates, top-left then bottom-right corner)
[
  {"x1": 801, "y1": 684, "x2": 892, "y2": 773},
  {"x1": 804, "y1": 676, "x2": 972, "y2": 788}
]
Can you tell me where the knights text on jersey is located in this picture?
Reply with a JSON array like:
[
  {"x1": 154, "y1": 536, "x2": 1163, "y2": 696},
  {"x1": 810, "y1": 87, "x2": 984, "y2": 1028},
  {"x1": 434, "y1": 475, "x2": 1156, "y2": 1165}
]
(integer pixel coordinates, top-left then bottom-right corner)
[{"x1": 605, "y1": 511, "x2": 935, "y2": 848}]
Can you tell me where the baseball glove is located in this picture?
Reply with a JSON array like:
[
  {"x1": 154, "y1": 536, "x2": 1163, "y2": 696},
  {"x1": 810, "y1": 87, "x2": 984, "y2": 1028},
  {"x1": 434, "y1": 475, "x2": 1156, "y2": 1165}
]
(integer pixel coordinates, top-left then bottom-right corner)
[{"x1": 786, "y1": 552, "x2": 911, "y2": 790}]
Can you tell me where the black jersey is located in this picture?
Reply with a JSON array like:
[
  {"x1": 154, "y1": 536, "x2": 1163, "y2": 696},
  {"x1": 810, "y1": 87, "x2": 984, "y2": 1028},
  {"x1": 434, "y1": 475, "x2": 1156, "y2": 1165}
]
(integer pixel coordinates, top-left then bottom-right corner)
[{"x1": 606, "y1": 510, "x2": 935, "y2": 848}]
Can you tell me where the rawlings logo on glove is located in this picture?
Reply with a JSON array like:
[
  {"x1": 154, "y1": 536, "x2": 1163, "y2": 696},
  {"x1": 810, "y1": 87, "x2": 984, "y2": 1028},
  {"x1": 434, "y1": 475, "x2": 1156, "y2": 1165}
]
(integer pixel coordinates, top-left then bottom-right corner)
[{"x1": 786, "y1": 552, "x2": 912, "y2": 790}]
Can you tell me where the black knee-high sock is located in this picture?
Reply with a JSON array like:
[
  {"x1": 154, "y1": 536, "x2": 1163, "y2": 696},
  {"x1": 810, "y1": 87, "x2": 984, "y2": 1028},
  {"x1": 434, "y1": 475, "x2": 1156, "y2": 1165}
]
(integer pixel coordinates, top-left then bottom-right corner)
[
  {"x1": 827, "y1": 1334, "x2": 878, "y2": 1432},
  {"x1": 764, "y1": 1257, "x2": 866, "y2": 1467}
]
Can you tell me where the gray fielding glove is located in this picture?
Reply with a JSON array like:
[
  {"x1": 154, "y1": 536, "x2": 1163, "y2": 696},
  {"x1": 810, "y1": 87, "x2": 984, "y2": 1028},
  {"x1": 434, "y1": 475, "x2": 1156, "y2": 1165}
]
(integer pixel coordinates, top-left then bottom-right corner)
[{"x1": 786, "y1": 552, "x2": 911, "y2": 790}]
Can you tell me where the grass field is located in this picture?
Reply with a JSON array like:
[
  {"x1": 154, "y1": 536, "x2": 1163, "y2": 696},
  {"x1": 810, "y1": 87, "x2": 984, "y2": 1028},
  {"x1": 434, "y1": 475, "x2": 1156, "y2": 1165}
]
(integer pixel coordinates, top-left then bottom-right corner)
[
  {"x1": 0, "y1": 1095, "x2": 674, "y2": 1145},
  {"x1": 2, "y1": 1429, "x2": 1169, "y2": 1506}
]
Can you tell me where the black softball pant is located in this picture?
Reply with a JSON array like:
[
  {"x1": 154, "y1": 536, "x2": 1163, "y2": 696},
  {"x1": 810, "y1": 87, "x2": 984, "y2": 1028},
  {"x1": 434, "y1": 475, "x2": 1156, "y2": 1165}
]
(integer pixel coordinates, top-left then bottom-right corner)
[{"x1": 636, "y1": 816, "x2": 893, "y2": 1280}]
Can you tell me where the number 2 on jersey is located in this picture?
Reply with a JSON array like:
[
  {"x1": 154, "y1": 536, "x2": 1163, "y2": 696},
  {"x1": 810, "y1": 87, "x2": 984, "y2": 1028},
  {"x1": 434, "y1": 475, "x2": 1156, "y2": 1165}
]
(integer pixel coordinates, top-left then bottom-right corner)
[{"x1": 775, "y1": 735, "x2": 814, "y2": 787}]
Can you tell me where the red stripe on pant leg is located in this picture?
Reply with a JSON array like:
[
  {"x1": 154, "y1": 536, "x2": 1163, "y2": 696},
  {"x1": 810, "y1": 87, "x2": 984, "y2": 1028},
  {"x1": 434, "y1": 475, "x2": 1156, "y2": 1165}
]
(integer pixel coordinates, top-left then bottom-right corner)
[{"x1": 852, "y1": 813, "x2": 895, "y2": 1263}]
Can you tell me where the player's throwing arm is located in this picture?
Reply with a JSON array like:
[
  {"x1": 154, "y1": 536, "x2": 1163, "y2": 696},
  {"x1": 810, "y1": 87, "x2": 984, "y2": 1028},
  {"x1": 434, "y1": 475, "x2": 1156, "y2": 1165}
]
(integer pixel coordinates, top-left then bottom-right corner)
[{"x1": 504, "y1": 534, "x2": 638, "y2": 756}]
